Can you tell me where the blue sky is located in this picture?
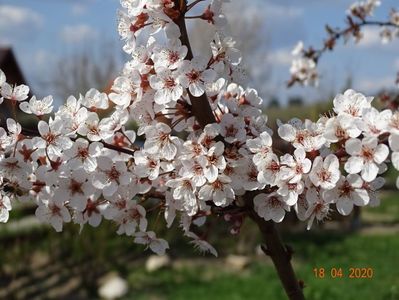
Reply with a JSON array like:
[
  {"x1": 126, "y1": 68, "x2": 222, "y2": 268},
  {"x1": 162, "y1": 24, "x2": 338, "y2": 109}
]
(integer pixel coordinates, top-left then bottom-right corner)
[{"x1": 0, "y1": 0, "x2": 398, "y2": 105}]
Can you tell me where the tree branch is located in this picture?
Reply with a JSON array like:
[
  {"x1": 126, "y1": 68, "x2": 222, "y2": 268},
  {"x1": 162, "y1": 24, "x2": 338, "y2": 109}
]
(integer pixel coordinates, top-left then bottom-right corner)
[
  {"x1": 173, "y1": 2, "x2": 306, "y2": 299},
  {"x1": 245, "y1": 193, "x2": 305, "y2": 300},
  {"x1": 174, "y1": 0, "x2": 217, "y2": 128},
  {"x1": 311, "y1": 20, "x2": 399, "y2": 64}
]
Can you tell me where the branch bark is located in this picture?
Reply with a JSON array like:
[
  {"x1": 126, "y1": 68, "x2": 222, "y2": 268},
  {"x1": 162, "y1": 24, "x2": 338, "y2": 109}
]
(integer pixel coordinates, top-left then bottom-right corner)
[
  {"x1": 175, "y1": 2, "x2": 217, "y2": 128},
  {"x1": 173, "y1": 2, "x2": 306, "y2": 299},
  {"x1": 245, "y1": 193, "x2": 305, "y2": 300}
]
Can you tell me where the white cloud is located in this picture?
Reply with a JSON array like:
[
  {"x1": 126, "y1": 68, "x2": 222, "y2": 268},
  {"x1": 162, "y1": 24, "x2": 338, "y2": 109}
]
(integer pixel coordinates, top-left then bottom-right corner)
[
  {"x1": 356, "y1": 27, "x2": 399, "y2": 49},
  {"x1": 264, "y1": 2, "x2": 303, "y2": 19},
  {"x1": 355, "y1": 76, "x2": 395, "y2": 92},
  {"x1": 71, "y1": 3, "x2": 87, "y2": 16},
  {"x1": 267, "y1": 49, "x2": 292, "y2": 66},
  {"x1": 60, "y1": 24, "x2": 98, "y2": 44},
  {"x1": 356, "y1": 27, "x2": 382, "y2": 48},
  {"x1": 0, "y1": 5, "x2": 43, "y2": 29},
  {"x1": 226, "y1": 1, "x2": 303, "y2": 21}
]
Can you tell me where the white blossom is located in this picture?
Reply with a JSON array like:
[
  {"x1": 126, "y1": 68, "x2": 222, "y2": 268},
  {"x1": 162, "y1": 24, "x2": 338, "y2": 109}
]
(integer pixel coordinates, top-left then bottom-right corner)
[
  {"x1": 177, "y1": 57, "x2": 216, "y2": 97},
  {"x1": 35, "y1": 197, "x2": 71, "y2": 232},
  {"x1": 0, "y1": 194, "x2": 12, "y2": 223},
  {"x1": 150, "y1": 67, "x2": 183, "y2": 104},
  {"x1": 324, "y1": 114, "x2": 361, "y2": 143},
  {"x1": 324, "y1": 174, "x2": 369, "y2": 215},
  {"x1": 279, "y1": 148, "x2": 311, "y2": 183},
  {"x1": 34, "y1": 119, "x2": 73, "y2": 157},
  {"x1": 198, "y1": 141, "x2": 226, "y2": 183},
  {"x1": 333, "y1": 89, "x2": 372, "y2": 118},
  {"x1": 344, "y1": 137, "x2": 389, "y2": 182},
  {"x1": 81, "y1": 88, "x2": 109, "y2": 110},
  {"x1": 198, "y1": 174, "x2": 234, "y2": 207},
  {"x1": 0, "y1": 82, "x2": 29, "y2": 102},
  {"x1": 92, "y1": 157, "x2": 130, "y2": 197},
  {"x1": 309, "y1": 154, "x2": 340, "y2": 190},
  {"x1": 19, "y1": 96, "x2": 53, "y2": 116},
  {"x1": 134, "y1": 231, "x2": 169, "y2": 255},
  {"x1": 253, "y1": 193, "x2": 290, "y2": 223},
  {"x1": 144, "y1": 123, "x2": 179, "y2": 160},
  {"x1": 246, "y1": 131, "x2": 273, "y2": 168}
]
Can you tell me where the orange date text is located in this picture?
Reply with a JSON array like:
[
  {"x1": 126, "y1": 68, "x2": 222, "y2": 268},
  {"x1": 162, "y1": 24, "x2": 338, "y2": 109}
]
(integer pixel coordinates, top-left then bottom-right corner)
[{"x1": 313, "y1": 267, "x2": 374, "y2": 279}]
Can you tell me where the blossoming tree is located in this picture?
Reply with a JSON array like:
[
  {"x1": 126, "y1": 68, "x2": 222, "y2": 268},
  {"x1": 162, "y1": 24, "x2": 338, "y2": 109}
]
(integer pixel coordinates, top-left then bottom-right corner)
[{"x1": 1, "y1": 0, "x2": 399, "y2": 299}]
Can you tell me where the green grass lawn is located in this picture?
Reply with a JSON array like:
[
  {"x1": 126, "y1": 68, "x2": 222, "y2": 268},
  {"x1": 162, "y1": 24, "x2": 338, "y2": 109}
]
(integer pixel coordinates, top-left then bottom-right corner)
[
  {"x1": 363, "y1": 192, "x2": 399, "y2": 224},
  {"x1": 123, "y1": 233, "x2": 399, "y2": 300},
  {"x1": 1, "y1": 191, "x2": 398, "y2": 299}
]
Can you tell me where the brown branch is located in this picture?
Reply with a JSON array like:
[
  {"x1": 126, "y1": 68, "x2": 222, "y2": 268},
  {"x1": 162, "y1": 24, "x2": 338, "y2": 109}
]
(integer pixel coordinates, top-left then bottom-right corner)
[
  {"x1": 174, "y1": 0, "x2": 217, "y2": 128},
  {"x1": 245, "y1": 192, "x2": 305, "y2": 300},
  {"x1": 313, "y1": 20, "x2": 399, "y2": 62},
  {"x1": 173, "y1": 2, "x2": 306, "y2": 299}
]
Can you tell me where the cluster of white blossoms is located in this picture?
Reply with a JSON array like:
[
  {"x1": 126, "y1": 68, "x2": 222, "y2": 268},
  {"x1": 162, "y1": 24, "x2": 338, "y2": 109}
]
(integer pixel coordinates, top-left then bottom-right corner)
[
  {"x1": 0, "y1": 0, "x2": 398, "y2": 256},
  {"x1": 290, "y1": 0, "x2": 399, "y2": 87},
  {"x1": 348, "y1": 0, "x2": 381, "y2": 19}
]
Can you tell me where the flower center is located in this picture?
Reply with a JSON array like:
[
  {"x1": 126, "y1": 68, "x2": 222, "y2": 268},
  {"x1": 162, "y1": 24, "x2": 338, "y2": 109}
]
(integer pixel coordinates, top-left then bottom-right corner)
[
  {"x1": 182, "y1": 180, "x2": 192, "y2": 189},
  {"x1": 168, "y1": 51, "x2": 179, "y2": 63},
  {"x1": 268, "y1": 197, "x2": 282, "y2": 209},
  {"x1": 69, "y1": 179, "x2": 83, "y2": 195},
  {"x1": 362, "y1": 147, "x2": 374, "y2": 161},
  {"x1": 347, "y1": 106, "x2": 359, "y2": 117},
  {"x1": 335, "y1": 125, "x2": 347, "y2": 139},
  {"x1": 225, "y1": 125, "x2": 238, "y2": 137},
  {"x1": 318, "y1": 169, "x2": 331, "y2": 182},
  {"x1": 50, "y1": 204, "x2": 61, "y2": 216},
  {"x1": 107, "y1": 166, "x2": 121, "y2": 181},
  {"x1": 212, "y1": 180, "x2": 223, "y2": 190},
  {"x1": 194, "y1": 164, "x2": 203, "y2": 175},
  {"x1": 44, "y1": 133, "x2": 57, "y2": 145},
  {"x1": 164, "y1": 77, "x2": 176, "y2": 89},
  {"x1": 77, "y1": 147, "x2": 89, "y2": 159},
  {"x1": 339, "y1": 180, "x2": 353, "y2": 197},
  {"x1": 268, "y1": 161, "x2": 280, "y2": 173},
  {"x1": 85, "y1": 199, "x2": 99, "y2": 217},
  {"x1": 187, "y1": 70, "x2": 201, "y2": 83}
]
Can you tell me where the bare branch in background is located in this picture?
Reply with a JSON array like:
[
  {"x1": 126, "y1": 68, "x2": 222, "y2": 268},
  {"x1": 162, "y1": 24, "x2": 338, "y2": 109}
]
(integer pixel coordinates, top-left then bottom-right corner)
[
  {"x1": 39, "y1": 40, "x2": 122, "y2": 100},
  {"x1": 189, "y1": 0, "x2": 271, "y2": 97}
]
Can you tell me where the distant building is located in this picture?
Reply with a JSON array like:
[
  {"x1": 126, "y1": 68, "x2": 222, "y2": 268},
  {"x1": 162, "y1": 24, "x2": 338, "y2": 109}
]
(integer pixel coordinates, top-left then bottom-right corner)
[
  {"x1": 0, "y1": 48, "x2": 29, "y2": 86},
  {"x1": 0, "y1": 47, "x2": 32, "y2": 120}
]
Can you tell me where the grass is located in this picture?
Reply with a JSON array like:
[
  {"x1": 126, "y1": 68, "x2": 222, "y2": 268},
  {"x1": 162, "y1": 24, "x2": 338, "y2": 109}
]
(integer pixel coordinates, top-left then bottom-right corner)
[
  {"x1": 363, "y1": 191, "x2": 399, "y2": 223},
  {"x1": 265, "y1": 101, "x2": 333, "y2": 125},
  {"x1": 1, "y1": 191, "x2": 398, "y2": 299},
  {"x1": 123, "y1": 233, "x2": 399, "y2": 300}
]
